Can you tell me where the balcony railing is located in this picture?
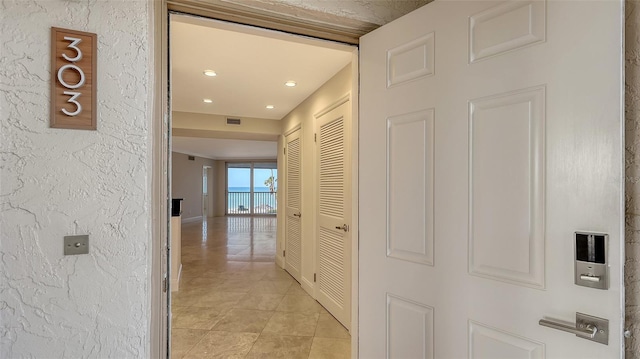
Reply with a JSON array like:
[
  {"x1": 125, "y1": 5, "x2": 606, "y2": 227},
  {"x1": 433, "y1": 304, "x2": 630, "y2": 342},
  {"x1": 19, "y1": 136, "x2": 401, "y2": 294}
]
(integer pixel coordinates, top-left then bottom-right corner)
[{"x1": 227, "y1": 191, "x2": 277, "y2": 215}]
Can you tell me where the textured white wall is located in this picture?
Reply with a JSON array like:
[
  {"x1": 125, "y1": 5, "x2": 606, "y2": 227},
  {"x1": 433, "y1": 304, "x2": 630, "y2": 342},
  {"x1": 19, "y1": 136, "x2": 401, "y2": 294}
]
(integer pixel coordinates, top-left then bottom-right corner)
[
  {"x1": 0, "y1": 0, "x2": 152, "y2": 357},
  {"x1": 626, "y1": 0, "x2": 640, "y2": 356}
]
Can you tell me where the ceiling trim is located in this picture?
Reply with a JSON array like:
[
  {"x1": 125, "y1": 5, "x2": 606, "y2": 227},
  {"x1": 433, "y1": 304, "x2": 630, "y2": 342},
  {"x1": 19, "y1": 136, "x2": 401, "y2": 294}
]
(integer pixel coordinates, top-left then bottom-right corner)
[{"x1": 167, "y1": 0, "x2": 376, "y2": 44}]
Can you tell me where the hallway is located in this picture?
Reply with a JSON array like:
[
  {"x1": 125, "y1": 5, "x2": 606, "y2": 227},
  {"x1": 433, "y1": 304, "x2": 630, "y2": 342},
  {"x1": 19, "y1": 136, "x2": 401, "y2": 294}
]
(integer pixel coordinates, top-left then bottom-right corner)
[{"x1": 171, "y1": 216, "x2": 351, "y2": 358}]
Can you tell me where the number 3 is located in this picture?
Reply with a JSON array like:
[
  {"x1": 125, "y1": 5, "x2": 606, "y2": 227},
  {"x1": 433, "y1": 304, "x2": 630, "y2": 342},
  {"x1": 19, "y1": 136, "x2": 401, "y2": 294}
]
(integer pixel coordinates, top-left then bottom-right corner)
[
  {"x1": 62, "y1": 91, "x2": 82, "y2": 117},
  {"x1": 62, "y1": 36, "x2": 83, "y2": 62}
]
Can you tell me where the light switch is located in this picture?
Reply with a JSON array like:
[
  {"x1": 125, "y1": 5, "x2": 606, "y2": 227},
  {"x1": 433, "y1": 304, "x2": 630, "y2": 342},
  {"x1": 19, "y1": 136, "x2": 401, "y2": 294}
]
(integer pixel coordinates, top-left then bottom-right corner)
[{"x1": 64, "y1": 235, "x2": 89, "y2": 255}]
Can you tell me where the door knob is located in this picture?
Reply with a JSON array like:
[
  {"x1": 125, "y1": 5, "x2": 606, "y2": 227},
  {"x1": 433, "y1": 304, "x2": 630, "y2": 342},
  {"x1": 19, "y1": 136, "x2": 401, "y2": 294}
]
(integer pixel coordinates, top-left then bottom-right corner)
[
  {"x1": 539, "y1": 312, "x2": 608, "y2": 345},
  {"x1": 335, "y1": 224, "x2": 349, "y2": 232},
  {"x1": 293, "y1": 212, "x2": 301, "y2": 218}
]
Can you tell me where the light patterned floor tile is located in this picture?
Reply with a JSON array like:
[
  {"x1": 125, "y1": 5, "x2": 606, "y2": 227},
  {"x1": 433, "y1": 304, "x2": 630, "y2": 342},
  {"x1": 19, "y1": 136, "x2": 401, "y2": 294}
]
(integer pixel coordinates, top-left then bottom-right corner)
[
  {"x1": 262, "y1": 312, "x2": 319, "y2": 337},
  {"x1": 211, "y1": 308, "x2": 274, "y2": 333},
  {"x1": 276, "y1": 295, "x2": 325, "y2": 313},
  {"x1": 234, "y1": 293, "x2": 284, "y2": 311},
  {"x1": 245, "y1": 334, "x2": 313, "y2": 359},
  {"x1": 172, "y1": 217, "x2": 351, "y2": 359},
  {"x1": 308, "y1": 337, "x2": 351, "y2": 359},
  {"x1": 315, "y1": 313, "x2": 350, "y2": 339},
  {"x1": 171, "y1": 328, "x2": 207, "y2": 359},
  {"x1": 172, "y1": 307, "x2": 222, "y2": 330},
  {"x1": 183, "y1": 331, "x2": 259, "y2": 359}
]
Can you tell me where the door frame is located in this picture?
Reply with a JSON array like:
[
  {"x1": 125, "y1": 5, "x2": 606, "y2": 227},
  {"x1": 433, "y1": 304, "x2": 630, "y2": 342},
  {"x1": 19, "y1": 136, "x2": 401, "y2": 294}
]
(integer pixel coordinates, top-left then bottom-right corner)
[
  {"x1": 151, "y1": 2, "x2": 360, "y2": 358},
  {"x1": 202, "y1": 165, "x2": 211, "y2": 218}
]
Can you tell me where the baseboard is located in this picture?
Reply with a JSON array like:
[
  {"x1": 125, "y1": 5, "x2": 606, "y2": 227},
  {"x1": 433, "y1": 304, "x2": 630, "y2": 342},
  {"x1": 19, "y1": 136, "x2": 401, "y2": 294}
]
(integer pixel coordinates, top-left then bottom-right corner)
[
  {"x1": 170, "y1": 264, "x2": 182, "y2": 292},
  {"x1": 301, "y1": 276, "x2": 315, "y2": 296},
  {"x1": 275, "y1": 255, "x2": 284, "y2": 269},
  {"x1": 181, "y1": 216, "x2": 202, "y2": 223}
]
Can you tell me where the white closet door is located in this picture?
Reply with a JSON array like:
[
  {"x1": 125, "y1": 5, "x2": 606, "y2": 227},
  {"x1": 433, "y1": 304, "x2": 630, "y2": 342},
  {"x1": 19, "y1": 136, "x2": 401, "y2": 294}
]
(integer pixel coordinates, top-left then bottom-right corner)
[
  {"x1": 315, "y1": 98, "x2": 351, "y2": 329},
  {"x1": 284, "y1": 129, "x2": 302, "y2": 282}
]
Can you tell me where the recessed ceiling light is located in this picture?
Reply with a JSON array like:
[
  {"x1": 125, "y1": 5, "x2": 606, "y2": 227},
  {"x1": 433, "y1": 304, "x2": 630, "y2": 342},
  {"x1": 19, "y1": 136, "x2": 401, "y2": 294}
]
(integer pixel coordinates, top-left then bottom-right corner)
[
  {"x1": 203, "y1": 70, "x2": 217, "y2": 77},
  {"x1": 266, "y1": 105, "x2": 275, "y2": 109},
  {"x1": 285, "y1": 81, "x2": 297, "y2": 87},
  {"x1": 203, "y1": 99, "x2": 213, "y2": 103}
]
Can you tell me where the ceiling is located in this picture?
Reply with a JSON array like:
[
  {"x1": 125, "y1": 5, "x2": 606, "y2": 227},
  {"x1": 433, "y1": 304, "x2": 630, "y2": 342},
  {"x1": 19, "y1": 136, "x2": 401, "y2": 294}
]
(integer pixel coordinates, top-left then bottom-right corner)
[{"x1": 170, "y1": 15, "x2": 354, "y2": 120}]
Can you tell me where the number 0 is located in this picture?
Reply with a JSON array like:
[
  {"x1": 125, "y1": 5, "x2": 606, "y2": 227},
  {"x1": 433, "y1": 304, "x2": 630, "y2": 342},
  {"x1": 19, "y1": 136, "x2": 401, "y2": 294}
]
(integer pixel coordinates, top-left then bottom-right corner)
[{"x1": 57, "y1": 64, "x2": 85, "y2": 89}]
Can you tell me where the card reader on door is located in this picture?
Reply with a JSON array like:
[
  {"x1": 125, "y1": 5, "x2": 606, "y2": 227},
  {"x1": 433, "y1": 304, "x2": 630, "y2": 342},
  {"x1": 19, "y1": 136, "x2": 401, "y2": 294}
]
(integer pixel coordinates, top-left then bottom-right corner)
[{"x1": 575, "y1": 232, "x2": 608, "y2": 290}]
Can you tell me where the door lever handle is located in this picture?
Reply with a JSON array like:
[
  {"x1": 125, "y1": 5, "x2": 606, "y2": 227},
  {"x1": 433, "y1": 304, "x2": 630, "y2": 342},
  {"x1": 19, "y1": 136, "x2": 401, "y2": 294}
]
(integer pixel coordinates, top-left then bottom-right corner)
[
  {"x1": 335, "y1": 224, "x2": 349, "y2": 232},
  {"x1": 539, "y1": 318, "x2": 597, "y2": 338},
  {"x1": 579, "y1": 274, "x2": 601, "y2": 283},
  {"x1": 293, "y1": 212, "x2": 301, "y2": 218},
  {"x1": 538, "y1": 312, "x2": 608, "y2": 345}
]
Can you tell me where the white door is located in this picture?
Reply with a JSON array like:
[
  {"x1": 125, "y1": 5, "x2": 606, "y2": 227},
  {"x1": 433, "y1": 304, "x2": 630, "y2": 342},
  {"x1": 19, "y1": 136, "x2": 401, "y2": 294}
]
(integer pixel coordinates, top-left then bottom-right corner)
[
  {"x1": 315, "y1": 98, "x2": 352, "y2": 330},
  {"x1": 285, "y1": 129, "x2": 303, "y2": 282},
  {"x1": 360, "y1": 1, "x2": 623, "y2": 358}
]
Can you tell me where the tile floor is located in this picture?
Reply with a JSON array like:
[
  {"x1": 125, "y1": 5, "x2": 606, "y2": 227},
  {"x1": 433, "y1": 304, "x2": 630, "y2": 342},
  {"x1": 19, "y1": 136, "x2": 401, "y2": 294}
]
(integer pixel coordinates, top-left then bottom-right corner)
[{"x1": 171, "y1": 216, "x2": 351, "y2": 359}]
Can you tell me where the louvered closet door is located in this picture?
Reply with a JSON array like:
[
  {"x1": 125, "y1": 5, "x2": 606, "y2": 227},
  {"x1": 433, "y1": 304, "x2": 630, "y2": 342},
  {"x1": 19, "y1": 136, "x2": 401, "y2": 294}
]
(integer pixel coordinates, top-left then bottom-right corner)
[
  {"x1": 284, "y1": 129, "x2": 302, "y2": 282},
  {"x1": 316, "y1": 98, "x2": 351, "y2": 330}
]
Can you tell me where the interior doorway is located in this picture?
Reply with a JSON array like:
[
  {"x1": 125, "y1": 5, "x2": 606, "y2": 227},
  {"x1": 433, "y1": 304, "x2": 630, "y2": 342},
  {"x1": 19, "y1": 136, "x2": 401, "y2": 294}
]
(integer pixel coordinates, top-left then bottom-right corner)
[
  {"x1": 165, "y1": 11, "x2": 359, "y2": 359},
  {"x1": 202, "y1": 165, "x2": 211, "y2": 218}
]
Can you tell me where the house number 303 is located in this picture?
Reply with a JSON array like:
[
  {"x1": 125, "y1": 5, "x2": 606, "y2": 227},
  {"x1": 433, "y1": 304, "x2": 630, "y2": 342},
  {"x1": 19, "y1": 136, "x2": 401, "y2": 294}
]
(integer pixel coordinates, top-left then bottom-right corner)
[
  {"x1": 51, "y1": 27, "x2": 97, "y2": 130},
  {"x1": 58, "y1": 37, "x2": 85, "y2": 116}
]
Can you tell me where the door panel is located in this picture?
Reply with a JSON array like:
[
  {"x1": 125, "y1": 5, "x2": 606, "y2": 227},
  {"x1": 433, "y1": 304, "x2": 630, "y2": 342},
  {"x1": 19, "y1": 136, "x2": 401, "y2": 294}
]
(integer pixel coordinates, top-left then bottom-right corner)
[
  {"x1": 316, "y1": 99, "x2": 351, "y2": 329},
  {"x1": 387, "y1": 109, "x2": 434, "y2": 266},
  {"x1": 469, "y1": 321, "x2": 544, "y2": 359},
  {"x1": 360, "y1": 1, "x2": 623, "y2": 358},
  {"x1": 285, "y1": 129, "x2": 302, "y2": 282},
  {"x1": 387, "y1": 293, "x2": 435, "y2": 359},
  {"x1": 469, "y1": 86, "x2": 545, "y2": 288}
]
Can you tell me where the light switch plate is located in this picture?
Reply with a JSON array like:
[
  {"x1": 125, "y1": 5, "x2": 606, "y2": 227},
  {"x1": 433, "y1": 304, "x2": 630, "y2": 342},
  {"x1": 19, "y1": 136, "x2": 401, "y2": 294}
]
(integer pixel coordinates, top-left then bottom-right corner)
[{"x1": 64, "y1": 235, "x2": 89, "y2": 255}]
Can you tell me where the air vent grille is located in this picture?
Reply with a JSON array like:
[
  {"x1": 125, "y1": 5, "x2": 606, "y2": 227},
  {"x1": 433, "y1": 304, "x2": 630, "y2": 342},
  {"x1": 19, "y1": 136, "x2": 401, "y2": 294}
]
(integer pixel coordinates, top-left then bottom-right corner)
[
  {"x1": 188, "y1": 156, "x2": 195, "y2": 161},
  {"x1": 227, "y1": 118, "x2": 241, "y2": 125}
]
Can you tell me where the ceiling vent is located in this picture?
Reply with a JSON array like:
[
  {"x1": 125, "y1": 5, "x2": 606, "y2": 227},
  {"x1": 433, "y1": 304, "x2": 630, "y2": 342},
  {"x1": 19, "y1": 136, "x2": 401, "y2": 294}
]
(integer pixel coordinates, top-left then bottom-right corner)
[{"x1": 226, "y1": 118, "x2": 241, "y2": 126}]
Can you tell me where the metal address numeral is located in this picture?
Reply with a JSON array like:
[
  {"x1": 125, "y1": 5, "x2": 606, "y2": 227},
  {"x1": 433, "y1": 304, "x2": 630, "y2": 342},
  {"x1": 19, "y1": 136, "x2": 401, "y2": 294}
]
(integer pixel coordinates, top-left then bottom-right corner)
[
  {"x1": 62, "y1": 36, "x2": 83, "y2": 62},
  {"x1": 58, "y1": 36, "x2": 85, "y2": 117},
  {"x1": 61, "y1": 91, "x2": 82, "y2": 116}
]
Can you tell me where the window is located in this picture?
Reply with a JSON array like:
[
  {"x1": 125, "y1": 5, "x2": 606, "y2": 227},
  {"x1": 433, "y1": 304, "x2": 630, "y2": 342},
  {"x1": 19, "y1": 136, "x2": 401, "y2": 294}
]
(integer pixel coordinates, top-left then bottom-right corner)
[{"x1": 227, "y1": 162, "x2": 277, "y2": 215}]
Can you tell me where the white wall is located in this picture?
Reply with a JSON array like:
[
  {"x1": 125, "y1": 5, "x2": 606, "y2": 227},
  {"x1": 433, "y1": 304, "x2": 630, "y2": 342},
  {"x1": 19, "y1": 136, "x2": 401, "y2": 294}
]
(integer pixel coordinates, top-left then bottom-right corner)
[
  {"x1": 278, "y1": 64, "x2": 353, "y2": 290},
  {"x1": 0, "y1": 1, "x2": 152, "y2": 357},
  {"x1": 171, "y1": 152, "x2": 217, "y2": 221}
]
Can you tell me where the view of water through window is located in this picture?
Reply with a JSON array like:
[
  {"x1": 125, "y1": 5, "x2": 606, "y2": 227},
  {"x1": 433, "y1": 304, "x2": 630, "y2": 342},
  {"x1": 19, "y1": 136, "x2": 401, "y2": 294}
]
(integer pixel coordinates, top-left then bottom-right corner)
[{"x1": 227, "y1": 162, "x2": 277, "y2": 214}]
